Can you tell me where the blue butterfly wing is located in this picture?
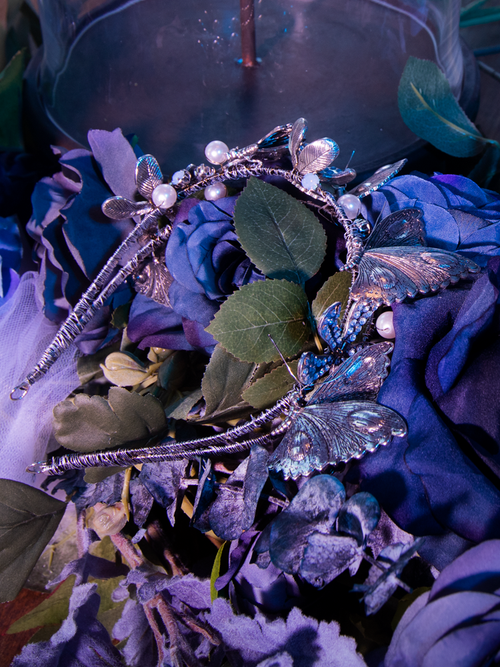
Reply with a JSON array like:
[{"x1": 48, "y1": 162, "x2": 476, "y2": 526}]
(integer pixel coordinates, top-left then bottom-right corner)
[
  {"x1": 351, "y1": 246, "x2": 480, "y2": 307},
  {"x1": 310, "y1": 342, "x2": 393, "y2": 404},
  {"x1": 364, "y1": 208, "x2": 424, "y2": 250},
  {"x1": 268, "y1": 400, "x2": 407, "y2": 480}
]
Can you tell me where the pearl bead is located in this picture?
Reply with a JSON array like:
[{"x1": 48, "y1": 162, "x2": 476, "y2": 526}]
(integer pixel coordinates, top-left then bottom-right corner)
[
  {"x1": 171, "y1": 169, "x2": 191, "y2": 186},
  {"x1": 205, "y1": 140, "x2": 229, "y2": 165},
  {"x1": 151, "y1": 183, "x2": 177, "y2": 209},
  {"x1": 301, "y1": 173, "x2": 320, "y2": 191},
  {"x1": 338, "y1": 193, "x2": 361, "y2": 220},
  {"x1": 205, "y1": 182, "x2": 227, "y2": 201},
  {"x1": 376, "y1": 310, "x2": 395, "y2": 339}
]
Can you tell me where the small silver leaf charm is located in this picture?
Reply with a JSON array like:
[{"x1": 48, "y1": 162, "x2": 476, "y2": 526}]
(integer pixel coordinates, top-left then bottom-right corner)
[
  {"x1": 289, "y1": 118, "x2": 308, "y2": 167},
  {"x1": 348, "y1": 159, "x2": 407, "y2": 198},
  {"x1": 102, "y1": 196, "x2": 147, "y2": 220},
  {"x1": 134, "y1": 259, "x2": 173, "y2": 306},
  {"x1": 297, "y1": 138, "x2": 339, "y2": 175},
  {"x1": 136, "y1": 154, "x2": 164, "y2": 200}
]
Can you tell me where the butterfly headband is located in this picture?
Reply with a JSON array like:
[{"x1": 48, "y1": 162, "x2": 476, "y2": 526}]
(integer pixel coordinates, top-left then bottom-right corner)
[{"x1": 17, "y1": 118, "x2": 479, "y2": 477}]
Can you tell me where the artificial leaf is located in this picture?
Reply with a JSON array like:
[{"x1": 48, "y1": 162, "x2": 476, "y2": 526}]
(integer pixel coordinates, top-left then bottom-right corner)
[
  {"x1": 468, "y1": 142, "x2": 500, "y2": 189},
  {"x1": 269, "y1": 476, "x2": 346, "y2": 573},
  {"x1": 460, "y1": 6, "x2": 500, "y2": 26},
  {"x1": 312, "y1": 271, "x2": 352, "y2": 320},
  {"x1": 300, "y1": 533, "x2": 361, "y2": 588},
  {"x1": 206, "y1": 279, "x2": 310, "y2": 363},
  {"x1": 100, "y1": 351, "x2": 148, "y2": 387},
  {"x1": 398, "y1": 57, "x2": 490, "y2": 158},
  {"x1": 53, "y1": 387, "x2": 167, "y2": 452},
  {"x1": 0, "y1": 50, "x2": 26, "y2": 150},
  {"x1": 337, "y1": 492, "x2": 381, "y2": 546},
  {"x1": 202, "y1": 344, "x2": 255, "y2": 418},
  {"x1": 0, "y1": 480, "x2": 66, "y2": 603},
  {"x1": 8, "y1": 576, "x2": 75, "y2": 634},
  {"x1": 242, "y1": 360, "x2": 299, "y2": 409},
  {"x1": 76, "y1": 343, "x2": 120, "y2": 384},
  {"x1": 289, "y1": 117, "x2": 307, "y2": 166},
  {"x1": 139, "y1": 459, "x2": 188, "y2": 525},
  {"x1": 211, "y1": 541, "x2": 229, "y2": 602},
  {"x1": 233, "y1": 178, "x2": 326, "y2": 284},
  {"x1": 165, "y1": 388, "x2": 203, "y2": 420}
]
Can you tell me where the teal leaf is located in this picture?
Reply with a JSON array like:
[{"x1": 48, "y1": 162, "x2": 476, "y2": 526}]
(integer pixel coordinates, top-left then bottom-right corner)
[
  {"x1": 0, "y1": 480, "x2": 66, "y2": 602},
  {"x1": 233, "y1": 177, "x2": 326, "y2": 284},
  {"x1": 53, "y1": 387, "x2": 167, "y2": 452},
  {"x1": 398, "y1": 57, "x2": 491, "y2": 158},
  {"x1": 242, "y1": 360, "x2": 299, "y2": 409},
  {"x1": 468, "y1": 142, "x2": 500, "y2": 189},
  {"x1": 0, "y1": 50, "x2": 26, "y2": 150},
  {"x1": 460, "y1": 6, "x2": 500, "y2": 27},
  {"x1": 206, "y1": 279, "x2": 310, "y2": 363}
]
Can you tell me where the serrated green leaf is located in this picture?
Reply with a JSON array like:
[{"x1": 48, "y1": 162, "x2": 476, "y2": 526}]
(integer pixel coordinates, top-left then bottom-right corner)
[
  {"x1": 0, "y1": 49, "x2": 26, "y2": 150},
  {"x1": 206, "y1": 279, "x2": 310, "y2": 363},
  {"x1": 398, "y1": 57, "x2": 490, "y2": 158},
  {"x1": 202, "y1": 345, "x2": 255, "y2": 418},
  {"x1": 210, "y1": 541, "x2": 228, "y2": 602},
  {"x1": 0, "y1": 480, "x2": 67, "y2": 603},
  {"x1": 53, "y1": 387, "x2": 167, "y2": 452},
  {"x1": 312, "y1": 272, "x2": 352, "y2": 320},
  {"x1": 242, "y1": 360, "x2": 299, "y2": 409},
  {"x1": 234, "y1": 177, "x2": 326, "y2": 284},
  {"x1": 8, "y1": 575, "x2": 75, "y2": 633}
]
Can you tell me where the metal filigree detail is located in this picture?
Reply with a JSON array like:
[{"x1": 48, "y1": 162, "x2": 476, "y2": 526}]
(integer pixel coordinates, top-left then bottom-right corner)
[{"x1": 134, "y1": 257, "x2": 173, "y2": 307}]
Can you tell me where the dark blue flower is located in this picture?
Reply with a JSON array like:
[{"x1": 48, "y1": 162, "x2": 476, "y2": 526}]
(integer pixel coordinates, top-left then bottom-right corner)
[
  {"x1": 165, "y1": 197, "x2": 264, "y2": 336},
  {"x1": 346, "y1": 175, "x2": 500, "y2": 568}
]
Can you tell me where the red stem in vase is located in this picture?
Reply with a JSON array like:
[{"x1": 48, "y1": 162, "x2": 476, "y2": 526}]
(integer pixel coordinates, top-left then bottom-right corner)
[{"x1": 240, "y1": 0, "x2": 257, "y2": 67}]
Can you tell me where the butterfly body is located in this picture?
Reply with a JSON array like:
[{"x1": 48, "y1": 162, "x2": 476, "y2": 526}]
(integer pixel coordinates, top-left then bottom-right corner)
[{"x1": 268, "y1": 342, "x2": 407, "y2": 480}]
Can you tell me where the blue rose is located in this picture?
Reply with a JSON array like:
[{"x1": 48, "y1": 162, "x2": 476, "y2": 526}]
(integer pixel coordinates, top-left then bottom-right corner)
[
  {"x1": 27, "y1": 129, "x2": 138, "y2": 325},
  {"x1": 349, "y1": 174, "x2": 500, "y2": 568},
  {"x1": 131, "y1": 196, "x2": 264, "y2": 352}
]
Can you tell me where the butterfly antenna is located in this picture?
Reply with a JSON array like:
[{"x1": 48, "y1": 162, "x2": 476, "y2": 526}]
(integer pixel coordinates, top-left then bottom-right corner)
[
  {"x1": 267, "y1": 334, "x2": 300, "y2": 384},
  {"x1": 345, "y1": 150, "x2": 355, "y2": 170}
]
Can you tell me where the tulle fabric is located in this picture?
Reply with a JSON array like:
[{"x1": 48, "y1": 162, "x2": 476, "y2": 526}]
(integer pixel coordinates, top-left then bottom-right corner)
[{"x1": 0, "y1": 271, "x2": 80, "y2": 484}]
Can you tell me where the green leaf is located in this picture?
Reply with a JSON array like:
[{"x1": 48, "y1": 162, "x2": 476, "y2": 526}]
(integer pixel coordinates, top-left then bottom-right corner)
[
  {"x1": 0, "y1": 480, "x2": 67, "y2": 603},
  {"x1": 468, "y1": 142, "x2": 500, "y2": 189},
  {"x1": 234, "y1": 177, "x2": 327, "y2": 284},
  {"x1": 210, "y1": 541, "x2": 228, "y2": 602},
  {"x1": 0, "y1": 49, "x2": 26, "y2": 150},
  {"x1": 312, "y1": 272, "x2": 352, "y2": 320},
  {"x1": 398, "y1": 57, "x2": 490, "y2": 158},
  {"x1": 77, "y1": 342, "x2": 121, "y2": 384},
  {"x1": 242, "y1": 360, "x2": 299, "y2": 409},
  {"x1": 206, "y1": 279, "x2": 311, "y2": 363},
  {"x1": 95, "y1": 576, "x2": 126, "y2": 634},
  {"x1": 460, "y1": 6, "x2": 500, "y2": 26},
  {"x1": 53, "y1": 387, "x2": 168, "y2": 452},
  {"x1": 8, "y1": 575, "x2": 75, "y2": 633},
  {"x1": 166, "y1": 388, "x2": 203, "y2": 420},
  {"x1": 202, "y1": 345, "x2": 255, "y2": 419}
]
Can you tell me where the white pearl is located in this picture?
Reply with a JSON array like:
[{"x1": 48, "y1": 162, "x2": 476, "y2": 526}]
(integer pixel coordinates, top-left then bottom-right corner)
[
  {"x1": 338, "y1": 193, "x2": 361, "y2": 220},
  {"x1": 301, "y1": 173, "x2": 320, "y2": 191},
  {"x1": 376, "y1": 311, "x2": 395, "y2": 339},
  {"x1": 205, "y1": 182, "x2": 227, "y2": 201},
  {"x1": 171, "y1": 169, "x2": 189, "y2": 186},
  {"x1": 205, "y1": 140, "x2": 229, "y2": 165},
  {"x1": 152, "y1": 183, "x2": 177, "y2": 209}
]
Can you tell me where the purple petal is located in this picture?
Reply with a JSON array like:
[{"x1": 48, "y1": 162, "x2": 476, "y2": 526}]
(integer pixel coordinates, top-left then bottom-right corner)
[{"x1": 88, "y1": 128, "x2": 138, "y2": 199}]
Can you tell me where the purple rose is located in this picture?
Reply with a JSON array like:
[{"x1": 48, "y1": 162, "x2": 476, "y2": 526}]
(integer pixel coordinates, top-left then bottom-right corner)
[
  {"x1": 385, "y1": 540, "x2": 500, "y2": 667},
  {"x1": 349, "y1": 174, "x2": 500, "y2": 568}
]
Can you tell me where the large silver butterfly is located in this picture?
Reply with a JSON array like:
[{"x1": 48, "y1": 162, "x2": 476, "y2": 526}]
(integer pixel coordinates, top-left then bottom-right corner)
[
  {"x1": 268, "y1": 342, "x2": 406, "y2": 480},
  {"x1": 342, "y1": 208, "x2": 480, "y2": 339}
]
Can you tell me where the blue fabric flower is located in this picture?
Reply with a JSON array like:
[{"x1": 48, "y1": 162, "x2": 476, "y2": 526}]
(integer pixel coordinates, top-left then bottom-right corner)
[
  {"x1": 27, "y1": 129, "x2": 138, "y2": 325},
  {"x1": 129, "y1": 195, "x2": 264, "y2": 353},
  {"x1": 384, "y1": 540, "x2": 500, "y2": 667}
]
